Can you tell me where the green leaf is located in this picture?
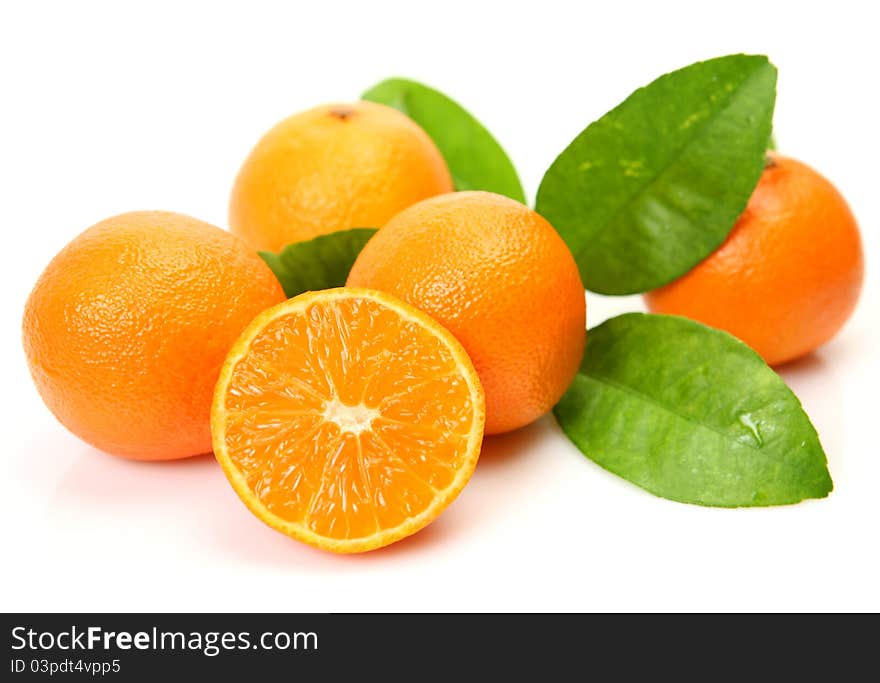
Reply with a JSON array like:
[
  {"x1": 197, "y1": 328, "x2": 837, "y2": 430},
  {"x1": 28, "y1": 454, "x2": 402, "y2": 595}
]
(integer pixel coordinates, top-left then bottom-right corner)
[
  {"x1": 259, "y1": 228, "x2": 378, "y2": 298},
  {"x1": 363, "y1": 78, "x2": 526, "y2": 203},
  {"x1": 535, "y1": 54, "x2": 777, "y2": 295},
  {"x1": 554, "y1": 313, "x2": 832, "y2": 507}
]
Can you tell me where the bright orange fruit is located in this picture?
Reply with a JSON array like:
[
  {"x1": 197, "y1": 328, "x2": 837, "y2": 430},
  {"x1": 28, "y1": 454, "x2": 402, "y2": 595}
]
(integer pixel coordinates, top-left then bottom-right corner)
[
  {"x1": 22, "y1": 211, "x2": 286, "y2": 460},
  {"x1": 347, "y1": 191, "x2": 586, "y2": 435},
  {"x1": 645, "y1": 154, "x2": 864, "y2": 366},
  {"x1": 229, "y1": 101, "x2": 453, "y2": 252},
  {"x1": 211, "y1": 288, "x2": 485, "y2": 553}
]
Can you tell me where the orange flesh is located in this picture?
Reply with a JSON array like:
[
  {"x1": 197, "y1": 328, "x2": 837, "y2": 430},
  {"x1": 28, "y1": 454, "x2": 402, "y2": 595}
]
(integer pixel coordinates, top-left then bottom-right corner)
[{"x1": 216, "y1": 293, "x2": 482, "y2": 544}]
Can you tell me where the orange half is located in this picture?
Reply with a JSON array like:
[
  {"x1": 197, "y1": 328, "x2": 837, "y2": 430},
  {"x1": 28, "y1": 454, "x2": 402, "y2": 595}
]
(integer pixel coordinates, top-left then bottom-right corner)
[{"x1": 211, "y1": 288, "x2": 485, "y2": 553}]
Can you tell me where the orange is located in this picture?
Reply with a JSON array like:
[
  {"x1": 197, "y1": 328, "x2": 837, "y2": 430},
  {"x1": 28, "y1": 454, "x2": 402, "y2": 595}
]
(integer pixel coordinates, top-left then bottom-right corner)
[
  {"x1": 645, "y1": 154, "x2": 864, "y2": 366},
  {"x1": 347, "y1": 191, "x2": 586, "y2": 435},
  {"x1": 22, "y1": 211, "x2": 285, "y2": 460},
  {"x1": 211, "y1": 288, "x2": 485, "y2": 553},
  {"x1": 229, "y1": 101, "x2": 453, "y2": 252}
]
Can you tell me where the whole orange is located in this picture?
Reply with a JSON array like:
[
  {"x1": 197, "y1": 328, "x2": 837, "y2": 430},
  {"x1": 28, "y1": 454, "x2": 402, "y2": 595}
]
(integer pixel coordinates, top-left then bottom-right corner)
[
  {"x1": 229, "y1": 101, "x2": 453, "y2": 252},
  {"x1": 22, "y1": 211, "x2": 285, "y2": 460},
  {"x1": 347, "y1": 191, "x2": 586, "y2": 435},
  {"x1": 645, "y1": 154, "x2": 863, "y2": 366}
]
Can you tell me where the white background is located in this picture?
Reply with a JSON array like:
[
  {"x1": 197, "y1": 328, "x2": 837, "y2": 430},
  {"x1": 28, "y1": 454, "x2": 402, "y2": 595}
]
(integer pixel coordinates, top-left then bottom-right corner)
[{"x1": 2, "y1": 0, "x2": 878, "y2": 612}]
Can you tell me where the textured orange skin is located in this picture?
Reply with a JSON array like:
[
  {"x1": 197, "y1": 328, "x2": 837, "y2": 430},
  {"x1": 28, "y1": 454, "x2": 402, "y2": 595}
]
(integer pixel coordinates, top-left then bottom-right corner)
[
  {"x1": 645, "y1": 154, "x2": 864, "y2": 366},
  {"x1": 229, "y1": 101, "x2": 453, "y2": 252},
  {"x1": 22, "y1": 211, "x2": 286, "y2": 460},
  {"x1": 347, "y1": 191, "x2": 587, "y2": 434}
]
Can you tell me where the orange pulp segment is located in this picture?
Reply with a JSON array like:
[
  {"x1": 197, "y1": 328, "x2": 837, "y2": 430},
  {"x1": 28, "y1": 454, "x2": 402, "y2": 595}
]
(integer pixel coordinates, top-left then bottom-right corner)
[{"x1": 211, "y1": 288, "x2": 485, "y2": 553}]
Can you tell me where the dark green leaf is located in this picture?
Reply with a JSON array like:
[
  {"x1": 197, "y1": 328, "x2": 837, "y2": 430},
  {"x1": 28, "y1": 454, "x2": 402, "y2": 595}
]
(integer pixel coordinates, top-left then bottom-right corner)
[
  {"x1": 259, "y1": 228, "x2": 377, "y2": 298},
  {"x1": 554, "y1": 313, "x2": 832, "y2": 507},
  {"x1": 363, "y1": 78, "x2": 526, "y2": 203},
  {"x1": 536, "y1": 54, "x2": 777, "y2": 295}
]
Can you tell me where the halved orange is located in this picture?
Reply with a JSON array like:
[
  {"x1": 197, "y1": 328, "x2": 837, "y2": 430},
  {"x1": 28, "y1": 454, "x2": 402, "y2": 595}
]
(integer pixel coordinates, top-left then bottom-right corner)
[{"x1": 211, "y1": 287, "x2": 485, "y2": 553}]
